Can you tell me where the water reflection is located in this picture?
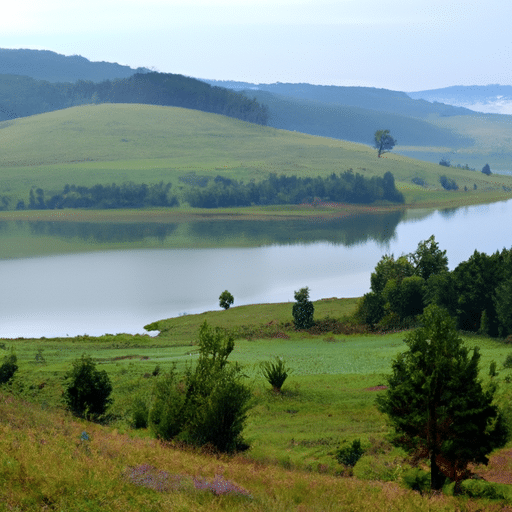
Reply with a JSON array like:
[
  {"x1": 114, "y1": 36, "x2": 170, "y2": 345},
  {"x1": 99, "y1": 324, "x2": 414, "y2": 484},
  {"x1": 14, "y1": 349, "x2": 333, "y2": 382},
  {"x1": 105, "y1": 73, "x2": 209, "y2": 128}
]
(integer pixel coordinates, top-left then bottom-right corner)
[{"x1": 0, "y1": 210, "x2": 405, "y2": 259}]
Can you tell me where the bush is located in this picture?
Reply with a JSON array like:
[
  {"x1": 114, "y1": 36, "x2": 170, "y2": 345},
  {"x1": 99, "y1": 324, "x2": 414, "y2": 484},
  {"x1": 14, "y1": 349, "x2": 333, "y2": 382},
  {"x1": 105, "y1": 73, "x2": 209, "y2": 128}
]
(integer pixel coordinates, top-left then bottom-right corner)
[
  {"x1": 219, "y1": 290, "x2": 234, "y2": 310},
  {"x1": 503, "y1": 353, "x2": 512, "y2": 368},
  {"x1": 336, "y1": 439, "x2": 364, "y2": 467},
  {"x1": 63, "y1": 354, "x2": 113, "y2": 419},
  {"x1": 402, "y1": 468, "x2": 431, "y2": 494},
  {"x1": 292, "y1": 287, "x2": 314, "y2": 329},
  {"x1": 0, "y1": 352, "x2": 18, "y2": 384},
  {"x1": 439, "y1": 175, "x2": 458, "y2": 190},
  {"x1": 439, "y1": 158, "x2": 451, "y2": 167},
  {"x1": 460, "y1": 479, "x2": 509, "y2": 500},
  {"x1": 132, "y1": 397, "x2": 150, "y2": 429},
  {"x1": 261, "y1": 357, "x2": 290, "y2": 392},
  {"x1": 148, "y1": 322, "x2": 252, "y2": 452}
]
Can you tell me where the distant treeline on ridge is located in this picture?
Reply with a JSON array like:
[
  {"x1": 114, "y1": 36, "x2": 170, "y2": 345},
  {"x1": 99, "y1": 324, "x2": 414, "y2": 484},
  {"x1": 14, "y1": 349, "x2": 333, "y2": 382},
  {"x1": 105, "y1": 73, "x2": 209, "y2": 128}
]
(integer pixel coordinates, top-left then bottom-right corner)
[
  {"x1": 13, "y1": 172, "x2": 403, "y2": 211},
  {"x1": 0, "y1": 72, "x2": 269, "y2": 125}
]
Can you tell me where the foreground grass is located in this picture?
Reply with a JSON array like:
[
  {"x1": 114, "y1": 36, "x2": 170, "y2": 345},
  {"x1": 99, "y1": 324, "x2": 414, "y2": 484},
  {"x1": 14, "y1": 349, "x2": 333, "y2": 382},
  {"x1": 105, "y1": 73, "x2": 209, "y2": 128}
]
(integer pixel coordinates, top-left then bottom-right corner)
[
  {"x1": 5, "y1": 392, "x2": 504, "y2": 512},
  {"x1": 3, "y1": 299, "x2": 512, "y2": 509}
]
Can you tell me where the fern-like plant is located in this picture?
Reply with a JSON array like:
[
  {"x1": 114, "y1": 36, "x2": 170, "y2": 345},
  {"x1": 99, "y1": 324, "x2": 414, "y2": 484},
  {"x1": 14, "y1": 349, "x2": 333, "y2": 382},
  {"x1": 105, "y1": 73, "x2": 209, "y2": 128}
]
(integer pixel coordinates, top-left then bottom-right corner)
[{"x1": 261, "y1": 357, "x2": 290, "y2": 393}]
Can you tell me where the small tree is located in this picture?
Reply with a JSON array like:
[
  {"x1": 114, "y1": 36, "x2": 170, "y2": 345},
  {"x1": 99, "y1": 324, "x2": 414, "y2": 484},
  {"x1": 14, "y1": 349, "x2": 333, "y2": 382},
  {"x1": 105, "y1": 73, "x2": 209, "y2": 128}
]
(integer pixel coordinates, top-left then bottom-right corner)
[
  {"x1": 374, "y1": 129, "x2": 397, "y2": 158},
  {"x1": 0, "y1": 351, "x2": 18, "y2": 384},
  {"x1": 149, "y1": 321, "x2": 252, "y2": 452},
  {"x1": 63, "y1": 354, "x2": 113, "y2": 419},
  {"x1": 377, "y1": 305, "x2": 509, "y2": 490},
  {"x1": 219, "y1": 290, "x2": 234, "y2": 310},
  {"x1": 292, "y1": 287, "x2": 314, "y2": 329},
  {"x1": 482, "y1": 163, "x2": 492, "y2": 176}
]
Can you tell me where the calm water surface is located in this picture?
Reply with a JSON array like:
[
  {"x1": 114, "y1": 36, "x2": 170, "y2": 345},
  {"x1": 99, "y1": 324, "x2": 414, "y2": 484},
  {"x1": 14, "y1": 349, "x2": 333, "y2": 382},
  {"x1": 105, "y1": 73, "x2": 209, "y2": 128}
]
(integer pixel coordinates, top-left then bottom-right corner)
[{"x1": 1, "y1": 200, "x2": 511, "y2": 337}]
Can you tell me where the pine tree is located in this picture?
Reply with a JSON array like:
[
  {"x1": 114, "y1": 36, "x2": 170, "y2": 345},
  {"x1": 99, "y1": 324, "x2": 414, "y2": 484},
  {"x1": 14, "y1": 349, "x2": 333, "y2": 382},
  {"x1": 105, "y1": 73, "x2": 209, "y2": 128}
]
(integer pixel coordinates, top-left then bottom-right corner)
[{"x1": 377, "y1": 305, "x2": 509, "y2": 489}]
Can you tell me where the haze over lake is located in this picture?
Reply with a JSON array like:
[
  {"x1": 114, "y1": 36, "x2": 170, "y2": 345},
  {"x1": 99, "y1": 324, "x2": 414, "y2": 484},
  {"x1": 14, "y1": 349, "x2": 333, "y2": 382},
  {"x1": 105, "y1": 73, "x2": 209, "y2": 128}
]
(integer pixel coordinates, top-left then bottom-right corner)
[{"x1": 1, "y1": 200, "x2": 512, "y2": 338}]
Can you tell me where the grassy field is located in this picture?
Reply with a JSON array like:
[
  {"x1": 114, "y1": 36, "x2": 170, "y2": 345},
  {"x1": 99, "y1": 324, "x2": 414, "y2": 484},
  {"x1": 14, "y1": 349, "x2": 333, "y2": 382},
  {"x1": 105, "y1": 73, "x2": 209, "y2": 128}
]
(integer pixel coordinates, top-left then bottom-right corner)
[
  {"x1": 1, "y1": 103, "x2": 512, "y2": 215},
  {"x1": 2, "y1": 298, "x2": 512, "y2": 510}
]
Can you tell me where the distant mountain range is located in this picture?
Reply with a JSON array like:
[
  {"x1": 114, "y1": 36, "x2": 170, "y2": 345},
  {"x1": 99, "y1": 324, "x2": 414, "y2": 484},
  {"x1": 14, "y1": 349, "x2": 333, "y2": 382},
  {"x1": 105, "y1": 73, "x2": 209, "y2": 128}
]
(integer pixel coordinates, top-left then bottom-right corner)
[
  {"x1": 0, "y1": 48, "x2": 149, "y2": 83},
  {"x1": 408, "y1": 85, "x2": 512, "y2": 115}
]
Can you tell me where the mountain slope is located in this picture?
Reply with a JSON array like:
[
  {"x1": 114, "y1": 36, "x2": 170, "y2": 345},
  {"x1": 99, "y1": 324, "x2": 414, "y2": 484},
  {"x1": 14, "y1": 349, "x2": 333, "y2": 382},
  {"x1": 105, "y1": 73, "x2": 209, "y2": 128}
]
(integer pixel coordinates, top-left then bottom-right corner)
[{"x1": 245, "y1": 89, "x2": 472, "y2": 149}]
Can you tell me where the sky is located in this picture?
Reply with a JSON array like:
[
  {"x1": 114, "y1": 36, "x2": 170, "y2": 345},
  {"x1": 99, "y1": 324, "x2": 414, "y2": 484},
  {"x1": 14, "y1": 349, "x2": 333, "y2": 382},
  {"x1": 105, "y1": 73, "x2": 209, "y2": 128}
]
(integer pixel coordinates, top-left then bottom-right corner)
[{"x1": 2, "y1": 0, "x2": 511, "y2": 92}]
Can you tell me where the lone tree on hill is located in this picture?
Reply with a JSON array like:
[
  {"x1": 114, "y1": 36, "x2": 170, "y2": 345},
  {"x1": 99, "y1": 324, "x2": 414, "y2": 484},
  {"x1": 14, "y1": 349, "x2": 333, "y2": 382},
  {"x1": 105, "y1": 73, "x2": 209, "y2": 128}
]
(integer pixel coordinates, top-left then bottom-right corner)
[
  {"x1": 376, "y1": 305, "x2": 509, "y2": 490},
  {"x1": 482, "y1": 163, "x2": 492, "y2": 176},
  {"x1": 219, "y1": 290, "x2": 234, "y2": 310},
  {"x1": 374, "y1": 129, "x2": 397, "y2": 158}
]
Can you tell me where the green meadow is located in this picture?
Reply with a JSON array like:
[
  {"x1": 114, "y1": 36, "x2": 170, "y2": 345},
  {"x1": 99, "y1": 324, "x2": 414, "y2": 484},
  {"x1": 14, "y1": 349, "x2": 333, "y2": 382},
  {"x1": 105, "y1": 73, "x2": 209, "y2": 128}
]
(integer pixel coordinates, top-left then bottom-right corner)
[
  {"x1": 3, "y1": 298, "x2": 512, "y2": 510},
  {"x1": 1, "y1": 103, "x2": 512, "y2": 218}
]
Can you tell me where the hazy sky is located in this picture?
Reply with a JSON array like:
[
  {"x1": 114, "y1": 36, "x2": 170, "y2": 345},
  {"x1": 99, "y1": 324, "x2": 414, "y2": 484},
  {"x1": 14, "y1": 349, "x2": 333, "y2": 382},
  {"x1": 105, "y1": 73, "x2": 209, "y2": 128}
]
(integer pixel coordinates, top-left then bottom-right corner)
[{"x1": 2, "y1": 0, "x2": 511, "y2": 91}]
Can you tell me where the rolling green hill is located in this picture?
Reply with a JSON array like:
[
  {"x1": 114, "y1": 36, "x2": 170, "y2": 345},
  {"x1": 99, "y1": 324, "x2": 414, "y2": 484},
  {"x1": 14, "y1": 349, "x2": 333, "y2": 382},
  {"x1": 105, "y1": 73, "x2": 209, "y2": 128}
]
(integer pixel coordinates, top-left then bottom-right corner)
[{"x1": 1, "y1": 103, "x2": 511, "y2": 211}]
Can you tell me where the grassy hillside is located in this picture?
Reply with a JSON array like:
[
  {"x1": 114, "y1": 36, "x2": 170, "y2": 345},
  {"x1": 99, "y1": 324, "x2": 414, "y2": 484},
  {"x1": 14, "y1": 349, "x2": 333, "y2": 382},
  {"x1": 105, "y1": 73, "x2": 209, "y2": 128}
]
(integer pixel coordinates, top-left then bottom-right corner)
[{"x1": 1, "y1": 103, "x2": 512, "y2": 212}]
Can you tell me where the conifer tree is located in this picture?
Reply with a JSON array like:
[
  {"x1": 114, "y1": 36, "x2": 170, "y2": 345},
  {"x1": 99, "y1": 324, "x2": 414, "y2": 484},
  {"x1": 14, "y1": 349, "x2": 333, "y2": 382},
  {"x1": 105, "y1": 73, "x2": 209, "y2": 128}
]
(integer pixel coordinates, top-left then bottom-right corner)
[{"x1": 377, "y1": 305, "x2": 509, "y2": 490}]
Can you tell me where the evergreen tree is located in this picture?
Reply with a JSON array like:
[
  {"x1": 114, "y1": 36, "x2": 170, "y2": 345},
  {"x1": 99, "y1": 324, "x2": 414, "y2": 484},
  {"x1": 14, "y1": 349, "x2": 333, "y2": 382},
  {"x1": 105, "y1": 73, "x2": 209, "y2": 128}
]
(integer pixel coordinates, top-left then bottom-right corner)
[
  {"x1": 377, "y1": 305, "x2": 509, "y2": 490},
  {"x1": 292, "y1": 287, "x2": 314, "y2": 329}
]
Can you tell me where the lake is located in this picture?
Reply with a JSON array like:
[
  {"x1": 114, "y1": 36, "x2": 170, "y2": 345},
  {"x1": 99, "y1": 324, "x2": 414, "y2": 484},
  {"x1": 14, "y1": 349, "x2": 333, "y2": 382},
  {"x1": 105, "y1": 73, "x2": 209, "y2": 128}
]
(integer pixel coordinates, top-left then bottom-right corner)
[{"x1": 1, "y1": 200, "x2": 512, "y2": 338}]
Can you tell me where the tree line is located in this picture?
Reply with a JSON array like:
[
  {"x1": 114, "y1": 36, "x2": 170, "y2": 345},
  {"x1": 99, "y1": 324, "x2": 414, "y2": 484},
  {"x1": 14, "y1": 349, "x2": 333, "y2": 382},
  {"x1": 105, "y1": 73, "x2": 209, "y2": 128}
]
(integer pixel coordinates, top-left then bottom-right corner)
[
  {"x1": 185, "y1": 171, "x2": 404, "y2": 208},
  {"x1": 356, "y1": 235, "x2": 512, "y2": 338},
  {"x1": 19, "y1": 171, "x2": 404, "y2": 211},
  {"x1": 0, "y1": 72, "x2": 269, "y2": 125},
  {"x1": 19, "y1": 182, "x2": 178, "y2": 210}
]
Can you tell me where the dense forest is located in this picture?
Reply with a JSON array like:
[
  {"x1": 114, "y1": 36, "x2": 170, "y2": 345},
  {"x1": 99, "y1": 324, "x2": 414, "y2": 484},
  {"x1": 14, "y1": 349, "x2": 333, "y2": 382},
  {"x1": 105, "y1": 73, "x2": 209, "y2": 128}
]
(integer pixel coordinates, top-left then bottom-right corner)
[
  {"x1": 356, "y1": 235, "x2": 512, "y2": 338},
  {"x1": 0, "y1": 72, "x2": 269, "y2": 125}
]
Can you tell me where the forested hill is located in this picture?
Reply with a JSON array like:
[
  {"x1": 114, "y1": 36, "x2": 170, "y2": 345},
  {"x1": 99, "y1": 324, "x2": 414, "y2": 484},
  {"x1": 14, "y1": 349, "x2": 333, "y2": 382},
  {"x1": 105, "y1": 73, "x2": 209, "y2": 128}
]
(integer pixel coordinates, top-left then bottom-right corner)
[
  {"x1": 0, "y1": 48, "x2": 148, "y2": 83},
  {"x1": 0, "y1": 72, "x2": 269, "y2": 125}
]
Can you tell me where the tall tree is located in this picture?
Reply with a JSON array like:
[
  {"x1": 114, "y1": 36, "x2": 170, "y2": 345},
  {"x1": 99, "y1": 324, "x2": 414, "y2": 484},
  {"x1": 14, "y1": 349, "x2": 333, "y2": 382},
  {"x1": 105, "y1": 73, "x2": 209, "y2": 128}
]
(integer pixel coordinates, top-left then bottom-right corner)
[
  {"x1": 377, "y1": 305, "x2": 509, "y2": 490},
  {"x1": 374, "y1": 129, "x2": 397, "y2": 157}
]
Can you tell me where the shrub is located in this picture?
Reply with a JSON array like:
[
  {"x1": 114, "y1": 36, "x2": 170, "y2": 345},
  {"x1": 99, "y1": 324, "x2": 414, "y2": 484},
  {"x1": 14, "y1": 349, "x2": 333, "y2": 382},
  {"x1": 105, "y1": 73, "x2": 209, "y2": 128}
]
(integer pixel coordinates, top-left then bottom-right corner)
[
  {"x1": 0, "y1": 352, "x2": 18, "y2": 384},
  {"x1": 439, "y1": 175, "x2": 458, "y2": 190},
  {"x1": 132, "y1": 397, "x2": 150, "y2": 429},
  {"x1": 460, "y1": 479, "x2": 508, "y2": 500},
  {"x1": 63, "y1": 354, "x2": 113, "y2": 419},
  {"x1": 439, "y1": 158, "x2": 450, "y2": 167},
  {"x1": 335, "y1": 439, "x2": 364, "y2": 467},
  {"x1": 219, "y1": 290, "x2": 234, "y2": 310},
  {"x1": 503, "y1": 353, "x2": 512, "y2": 368},
  {"x1": 402, "y1": 468, "x2": 431, "y2": 494},
  {"x1": 261, "y1": 357, "x2": 290, "y2": 392},
  {"x1": 292, "y1": 287, "x2": 314, "y2": 329},
  {"x1": 149, "y1": 322, "x2": 252, "y2": 452}
]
